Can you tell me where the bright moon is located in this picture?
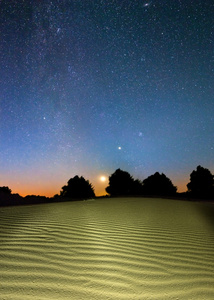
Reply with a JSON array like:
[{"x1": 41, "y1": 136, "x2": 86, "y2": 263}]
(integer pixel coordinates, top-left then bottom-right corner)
[{"x1": 100, "y1": 176, "x2": 107, "y2": 182}]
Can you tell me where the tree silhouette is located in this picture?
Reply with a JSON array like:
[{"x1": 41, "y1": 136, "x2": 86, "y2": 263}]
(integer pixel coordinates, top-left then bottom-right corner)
[
  {"x1": 142, "y1": 172, "x2": 177, "y2": 196},
  {"x1": 106, "y1": 169, "x2": 143, "y2": 196},
  {"x1": 0, "y1": 186, "x2": 23, "y2": 206},
  {"x1": 187, "y1": 165, "x2": 214, "y2": 198},
  {"x1": 0, "y1": 186, "x2": 12, "y2": 194},
  {"x1": 60, "y1": 175, "x2": 95, "y2": 199}
]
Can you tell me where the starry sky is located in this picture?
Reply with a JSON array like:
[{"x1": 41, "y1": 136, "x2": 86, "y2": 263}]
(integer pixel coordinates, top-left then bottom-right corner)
[{"x1": 0, "y1": 0, "x2": 213, "y2": 197}]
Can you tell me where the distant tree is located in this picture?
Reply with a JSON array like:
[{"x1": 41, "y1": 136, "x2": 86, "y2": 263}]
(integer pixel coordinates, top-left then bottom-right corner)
[
  {"x1": 0, "y1": 187, "x2": 23, "y2": 206},
  {"x1": 24, "y1": 195, "x2": 50, "y2": 205},
  {"x1": 0, "y1": 186, "x2": 12, "y2": 194},
  {"x1": 142, "y1": 172, "x2": 177, "y2": 196},
  {"x1": 187, "y1": 165, "x2": 214, "y2": 198},
  {"x1": 106, "y1": 169, "x2": 143, "y2": 196},
  {"x1": 132, "y1": 179, "x2": 144, "y2": 195},
  {"x1": 60, "y1": 175, "x2": 95, "y2": 199}
]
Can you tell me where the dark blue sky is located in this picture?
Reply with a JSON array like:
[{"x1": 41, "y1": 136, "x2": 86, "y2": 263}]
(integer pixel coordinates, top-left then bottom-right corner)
[{"x1": 0, "y1": 0, "x2": 213, "y2": 196}]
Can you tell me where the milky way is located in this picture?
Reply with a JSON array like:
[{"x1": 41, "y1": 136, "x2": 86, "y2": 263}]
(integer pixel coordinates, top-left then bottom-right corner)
[{"x1": 0, "y1": 0, "x2": 213, "y2": 196}]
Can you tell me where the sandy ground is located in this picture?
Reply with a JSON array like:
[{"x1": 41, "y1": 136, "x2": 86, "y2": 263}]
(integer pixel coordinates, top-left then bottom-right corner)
[{"x1": 0, "y1": 197, "x2": 214, "y2": 299}]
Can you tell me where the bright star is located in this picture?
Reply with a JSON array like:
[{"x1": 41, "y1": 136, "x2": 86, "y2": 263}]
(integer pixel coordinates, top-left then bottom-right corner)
[{"x1": 118, "y1": 146, "x2": 122, "y2": 150}]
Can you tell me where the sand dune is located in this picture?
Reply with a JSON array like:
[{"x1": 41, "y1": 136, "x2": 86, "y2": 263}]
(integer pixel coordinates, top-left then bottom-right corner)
[{"x1": 0, "y1": 198, "x2": 214, "y2": 299}]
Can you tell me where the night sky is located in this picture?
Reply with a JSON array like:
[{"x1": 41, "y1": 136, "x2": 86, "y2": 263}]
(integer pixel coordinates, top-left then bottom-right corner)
[{"x1": 0, "y1": 0, "x2": 213, "y2": 197}]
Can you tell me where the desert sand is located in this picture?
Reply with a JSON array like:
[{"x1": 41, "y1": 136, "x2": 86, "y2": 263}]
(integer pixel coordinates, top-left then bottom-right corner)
[{"x1": 0, "y1": 197, "x2": 214, "y2": 299}]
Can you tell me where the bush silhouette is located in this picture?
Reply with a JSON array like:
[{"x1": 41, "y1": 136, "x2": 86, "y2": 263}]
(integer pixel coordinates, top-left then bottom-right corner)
[
  {"x1": 187, "y1": 165, "x2": 214, "y2": 198},
  {"x1": 142, "y1": 172, "x2": 177, "y2": 196},
  {"x1": 106, "y1": 169, "x2": 143, "y2": 196},
  {"x1": 60, "y1": 175, "x2": 95, "y2": 199}
]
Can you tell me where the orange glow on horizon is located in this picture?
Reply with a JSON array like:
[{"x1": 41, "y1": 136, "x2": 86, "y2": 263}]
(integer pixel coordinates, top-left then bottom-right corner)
[
  {"x1": 2, "y1": 168, "x2": 192, "y2": 198},
  {"x1": 7, "y1": 177, "x2": 188, "y2": 198}
]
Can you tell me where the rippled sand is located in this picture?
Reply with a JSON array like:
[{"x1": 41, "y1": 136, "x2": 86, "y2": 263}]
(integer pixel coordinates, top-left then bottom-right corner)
[{"x1": 0, "y1": 197, "x2": 214, "y2": 299}]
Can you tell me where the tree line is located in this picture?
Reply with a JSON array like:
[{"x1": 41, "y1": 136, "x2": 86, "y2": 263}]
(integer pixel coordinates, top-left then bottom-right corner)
[{"x1": 0, "y1": 165, "x2": 213, "y2": 206}]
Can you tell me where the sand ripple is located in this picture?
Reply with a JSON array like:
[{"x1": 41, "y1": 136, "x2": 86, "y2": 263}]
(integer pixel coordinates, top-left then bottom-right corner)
[{"x1": 0, "y1": 198, "x2": 214, "y2": 299}]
